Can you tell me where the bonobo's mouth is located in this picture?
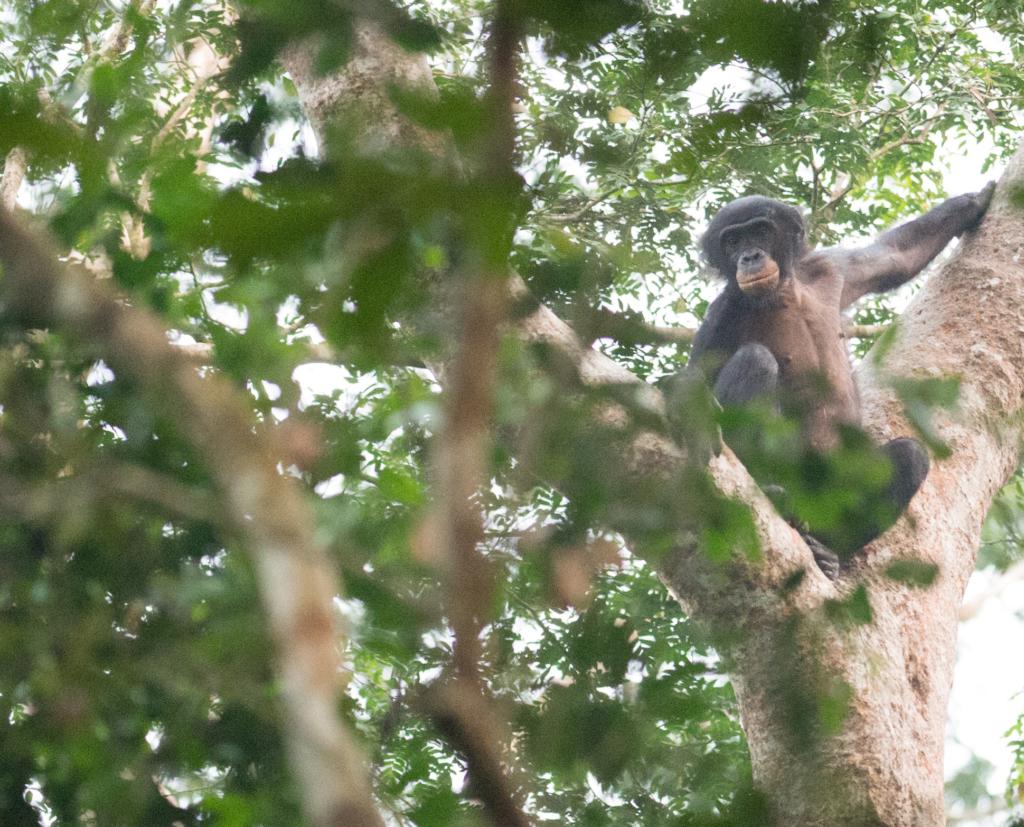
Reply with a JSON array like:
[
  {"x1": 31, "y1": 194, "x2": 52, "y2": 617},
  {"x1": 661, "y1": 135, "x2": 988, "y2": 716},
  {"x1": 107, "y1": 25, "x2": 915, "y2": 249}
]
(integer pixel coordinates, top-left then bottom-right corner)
[{"x1": 737, "y1": 262, "x2": 780, "y2": 294}]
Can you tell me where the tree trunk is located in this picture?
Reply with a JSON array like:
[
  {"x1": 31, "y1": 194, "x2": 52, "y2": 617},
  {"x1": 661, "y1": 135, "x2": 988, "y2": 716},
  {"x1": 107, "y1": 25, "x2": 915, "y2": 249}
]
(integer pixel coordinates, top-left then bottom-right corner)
[
  {"x1": 665, "y1": 154, "x2": 1024, "y2": 826},
  {"x1": 282, "y1": 21, "x2": 1024, "y2": 825}
]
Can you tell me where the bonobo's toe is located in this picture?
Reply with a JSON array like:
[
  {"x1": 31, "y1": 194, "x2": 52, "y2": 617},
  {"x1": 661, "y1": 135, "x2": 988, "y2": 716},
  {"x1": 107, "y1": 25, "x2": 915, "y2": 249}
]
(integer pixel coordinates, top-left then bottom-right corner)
[{"x1": 802, "y1": 533, "x2": 841, "y2": 580}]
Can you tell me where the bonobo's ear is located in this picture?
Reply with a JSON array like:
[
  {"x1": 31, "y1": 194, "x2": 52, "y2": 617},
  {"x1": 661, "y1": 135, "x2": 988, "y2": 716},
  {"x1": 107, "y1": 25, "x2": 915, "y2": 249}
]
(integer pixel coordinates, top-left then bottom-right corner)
[{"x1": 699, "y1": 226, "x2": 731, "y2": 279}]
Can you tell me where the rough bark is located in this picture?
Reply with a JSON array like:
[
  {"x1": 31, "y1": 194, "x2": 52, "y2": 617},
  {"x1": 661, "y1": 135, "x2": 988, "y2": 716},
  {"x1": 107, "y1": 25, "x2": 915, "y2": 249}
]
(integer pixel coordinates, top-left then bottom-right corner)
[{"x1": 280, "y1": 19, "x2": 1024, "y2": 826}]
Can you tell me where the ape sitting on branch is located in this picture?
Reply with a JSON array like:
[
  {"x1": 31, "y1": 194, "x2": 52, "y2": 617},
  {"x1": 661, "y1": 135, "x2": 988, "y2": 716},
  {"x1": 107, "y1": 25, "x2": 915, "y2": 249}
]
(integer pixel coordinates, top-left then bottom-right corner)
[{"x1": 688, "y1": 186, "x2": 994, "y2": 578}]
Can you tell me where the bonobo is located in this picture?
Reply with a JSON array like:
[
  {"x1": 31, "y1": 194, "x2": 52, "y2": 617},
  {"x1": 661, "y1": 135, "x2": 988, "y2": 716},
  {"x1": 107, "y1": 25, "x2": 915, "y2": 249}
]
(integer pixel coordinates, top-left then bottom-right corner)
[{"x1": 687, "y1": 186, "x2": 994, "y2": 578}]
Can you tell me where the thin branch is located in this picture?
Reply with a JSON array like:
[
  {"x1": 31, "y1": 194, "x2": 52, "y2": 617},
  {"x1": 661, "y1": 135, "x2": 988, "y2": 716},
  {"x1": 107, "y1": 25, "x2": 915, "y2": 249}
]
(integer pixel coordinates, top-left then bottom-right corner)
[
  {"x1": 845, "y1": 322, "x2": 889, "y2": 339},
  {"x1": 99, "y1": 461, "x2": 221, "y2": 523},
  {"x1": 422, "y1": 4, "x2": 531, "y2": 824},
  {"x1": 0, "y1": 465, "x2": 219, "y2": 526},
  {"x1": 576, "y1": 307, "x2": 887, "y2": 348},
  {"x1": 120, "y1": 38, "x2": 228, "y2": 259},
  {"x1": 582, "y1": 306, "x2": 695, "y2": 346},
  {"x1": 175, "y1": 338, "x2": 334, "y2": 364},
  {"x1": 173, "y1": 337, "x2": 427, "y2": 370},
  {"x1": 815, "y1": 112, "x2": 946, "y2": 224},
  {"x1": 97, "y1": 0, "x2": 157, "y2": 58},
  {"x1": 544, "y1": 188, "x2": 622, "y2": 223}
]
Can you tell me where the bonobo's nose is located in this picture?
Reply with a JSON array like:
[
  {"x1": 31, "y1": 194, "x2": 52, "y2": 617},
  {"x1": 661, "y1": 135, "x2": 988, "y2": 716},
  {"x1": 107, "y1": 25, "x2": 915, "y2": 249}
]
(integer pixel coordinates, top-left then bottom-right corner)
[{"x1": 739, "y1": 249, "x2": 764, "y2": 267}]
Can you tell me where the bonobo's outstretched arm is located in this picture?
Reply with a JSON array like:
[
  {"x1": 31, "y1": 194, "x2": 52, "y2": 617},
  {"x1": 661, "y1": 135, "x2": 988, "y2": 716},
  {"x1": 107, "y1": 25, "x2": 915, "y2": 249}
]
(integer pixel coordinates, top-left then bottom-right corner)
[{"x1": 822, "y1": 183, "x2": 994, "y2": 308}]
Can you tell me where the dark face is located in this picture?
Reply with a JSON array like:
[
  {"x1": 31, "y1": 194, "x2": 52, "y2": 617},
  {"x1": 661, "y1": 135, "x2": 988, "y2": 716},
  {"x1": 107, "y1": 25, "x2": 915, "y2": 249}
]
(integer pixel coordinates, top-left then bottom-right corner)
[
  {"x1": 719, "y1": 217, "x2": 781, "y2": 297},
  {"x1": 700, "y1": 196, "x2": 806, "y2": 297}
]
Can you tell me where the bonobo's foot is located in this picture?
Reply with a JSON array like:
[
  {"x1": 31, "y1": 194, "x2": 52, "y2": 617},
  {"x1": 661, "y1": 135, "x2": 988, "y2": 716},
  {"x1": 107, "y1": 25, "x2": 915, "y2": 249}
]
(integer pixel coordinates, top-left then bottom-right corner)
[
  {"x1": 760, "y1": 484, "x2": 840, "y2": 579},
  {"x1": 801, "y1": 532, "x2": 841, "y2": 581},
  {"x1": 881, "y1": 437, "x2": 930, "y2": 509}
]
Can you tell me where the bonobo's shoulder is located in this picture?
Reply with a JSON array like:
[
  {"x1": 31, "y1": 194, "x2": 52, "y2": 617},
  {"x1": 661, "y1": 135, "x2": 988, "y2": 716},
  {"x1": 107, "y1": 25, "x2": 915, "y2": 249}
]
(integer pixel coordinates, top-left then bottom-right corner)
[
  {"x1": 795, "y1": 249, "x2": 838, "y2": 282},
  {"x1": 795, "y1": 250, "x2": 844, "y2": 304}
]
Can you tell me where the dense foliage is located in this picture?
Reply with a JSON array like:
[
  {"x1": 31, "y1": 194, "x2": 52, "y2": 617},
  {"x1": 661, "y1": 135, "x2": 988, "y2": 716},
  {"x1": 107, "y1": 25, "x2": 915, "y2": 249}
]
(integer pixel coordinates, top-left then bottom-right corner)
[{"x1": 1, "y1": 0, "x2": 1024, "y2": 822}]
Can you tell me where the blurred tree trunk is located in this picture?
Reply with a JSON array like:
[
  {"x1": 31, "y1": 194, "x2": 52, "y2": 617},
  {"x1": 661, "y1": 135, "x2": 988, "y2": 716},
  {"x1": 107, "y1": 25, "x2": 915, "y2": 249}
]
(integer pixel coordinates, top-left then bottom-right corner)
[{"x1": 283, "y1": 22, "x2": 1024, "y2": 826}]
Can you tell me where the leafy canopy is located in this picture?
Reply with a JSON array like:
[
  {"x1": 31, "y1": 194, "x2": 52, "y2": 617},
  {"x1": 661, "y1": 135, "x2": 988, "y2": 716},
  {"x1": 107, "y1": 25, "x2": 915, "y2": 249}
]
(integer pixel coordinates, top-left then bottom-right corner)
[{"x1": 0, "y1": 0, "x2": 1023, "y2": 822}]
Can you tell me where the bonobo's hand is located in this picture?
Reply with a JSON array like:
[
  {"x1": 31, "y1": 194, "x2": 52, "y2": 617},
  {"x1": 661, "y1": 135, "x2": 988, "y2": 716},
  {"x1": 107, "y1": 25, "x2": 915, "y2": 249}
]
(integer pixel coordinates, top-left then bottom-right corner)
[
  {"x1": 958, "y1": 181, "x2": 996, "y2": 233},
  {"x1": 659, "y1": 368, "x2": 722, "y2": 465}
]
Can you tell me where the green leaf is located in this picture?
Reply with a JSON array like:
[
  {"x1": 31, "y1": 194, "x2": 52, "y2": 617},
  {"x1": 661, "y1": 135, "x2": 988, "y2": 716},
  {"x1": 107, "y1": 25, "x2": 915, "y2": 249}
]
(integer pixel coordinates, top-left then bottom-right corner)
[
  {"x1": 884, "y1": 558, "x2": 939, "y2": 588},
  {"x1": 825, "y1": 584, "x2": 873, "y2": 627}
]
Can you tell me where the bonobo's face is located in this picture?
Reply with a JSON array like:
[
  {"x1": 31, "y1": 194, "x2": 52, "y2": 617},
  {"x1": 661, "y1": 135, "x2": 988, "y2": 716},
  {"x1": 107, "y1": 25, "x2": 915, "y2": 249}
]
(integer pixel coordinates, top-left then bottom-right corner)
[
  {"x1": 700, "y1": 196, "x2": 805, "y2": 297},
  {"x1": 720, "y1": 217, "x2": 781, "y2": 296}
]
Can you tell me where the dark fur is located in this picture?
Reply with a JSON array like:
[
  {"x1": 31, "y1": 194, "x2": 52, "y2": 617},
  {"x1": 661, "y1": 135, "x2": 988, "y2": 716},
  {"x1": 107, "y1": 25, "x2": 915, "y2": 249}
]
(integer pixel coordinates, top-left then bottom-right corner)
[{"x1": 687, "y1": 186, "x2": 994, "y2": 577}]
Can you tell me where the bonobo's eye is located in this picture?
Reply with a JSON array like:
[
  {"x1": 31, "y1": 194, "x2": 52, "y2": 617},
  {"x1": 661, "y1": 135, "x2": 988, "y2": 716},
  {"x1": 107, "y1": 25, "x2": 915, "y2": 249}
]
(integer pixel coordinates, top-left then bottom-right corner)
[
  {"x1": 720, "y1": 218, "x2": 776, "y2": 261},
  {"x1": 721, "y1": 234, "x2": 743, "y2": 259}
]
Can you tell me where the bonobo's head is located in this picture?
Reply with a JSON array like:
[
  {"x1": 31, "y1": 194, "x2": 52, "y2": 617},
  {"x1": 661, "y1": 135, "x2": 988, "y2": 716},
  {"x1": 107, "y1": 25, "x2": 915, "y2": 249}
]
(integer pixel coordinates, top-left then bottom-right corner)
[{"x1": 701, "y1": 196, "x2": 806, "y2": 298}]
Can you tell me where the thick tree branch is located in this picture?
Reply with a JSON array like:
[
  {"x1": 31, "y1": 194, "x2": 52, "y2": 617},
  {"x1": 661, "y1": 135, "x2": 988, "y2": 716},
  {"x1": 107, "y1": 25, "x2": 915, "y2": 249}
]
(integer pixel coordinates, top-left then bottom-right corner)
[
  {"x1": 0, "y1": 212, "x2": 383, "y2": 827},
  {"x1": 730, "y1": 147, "x2": 1024, "y2": 824}
]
